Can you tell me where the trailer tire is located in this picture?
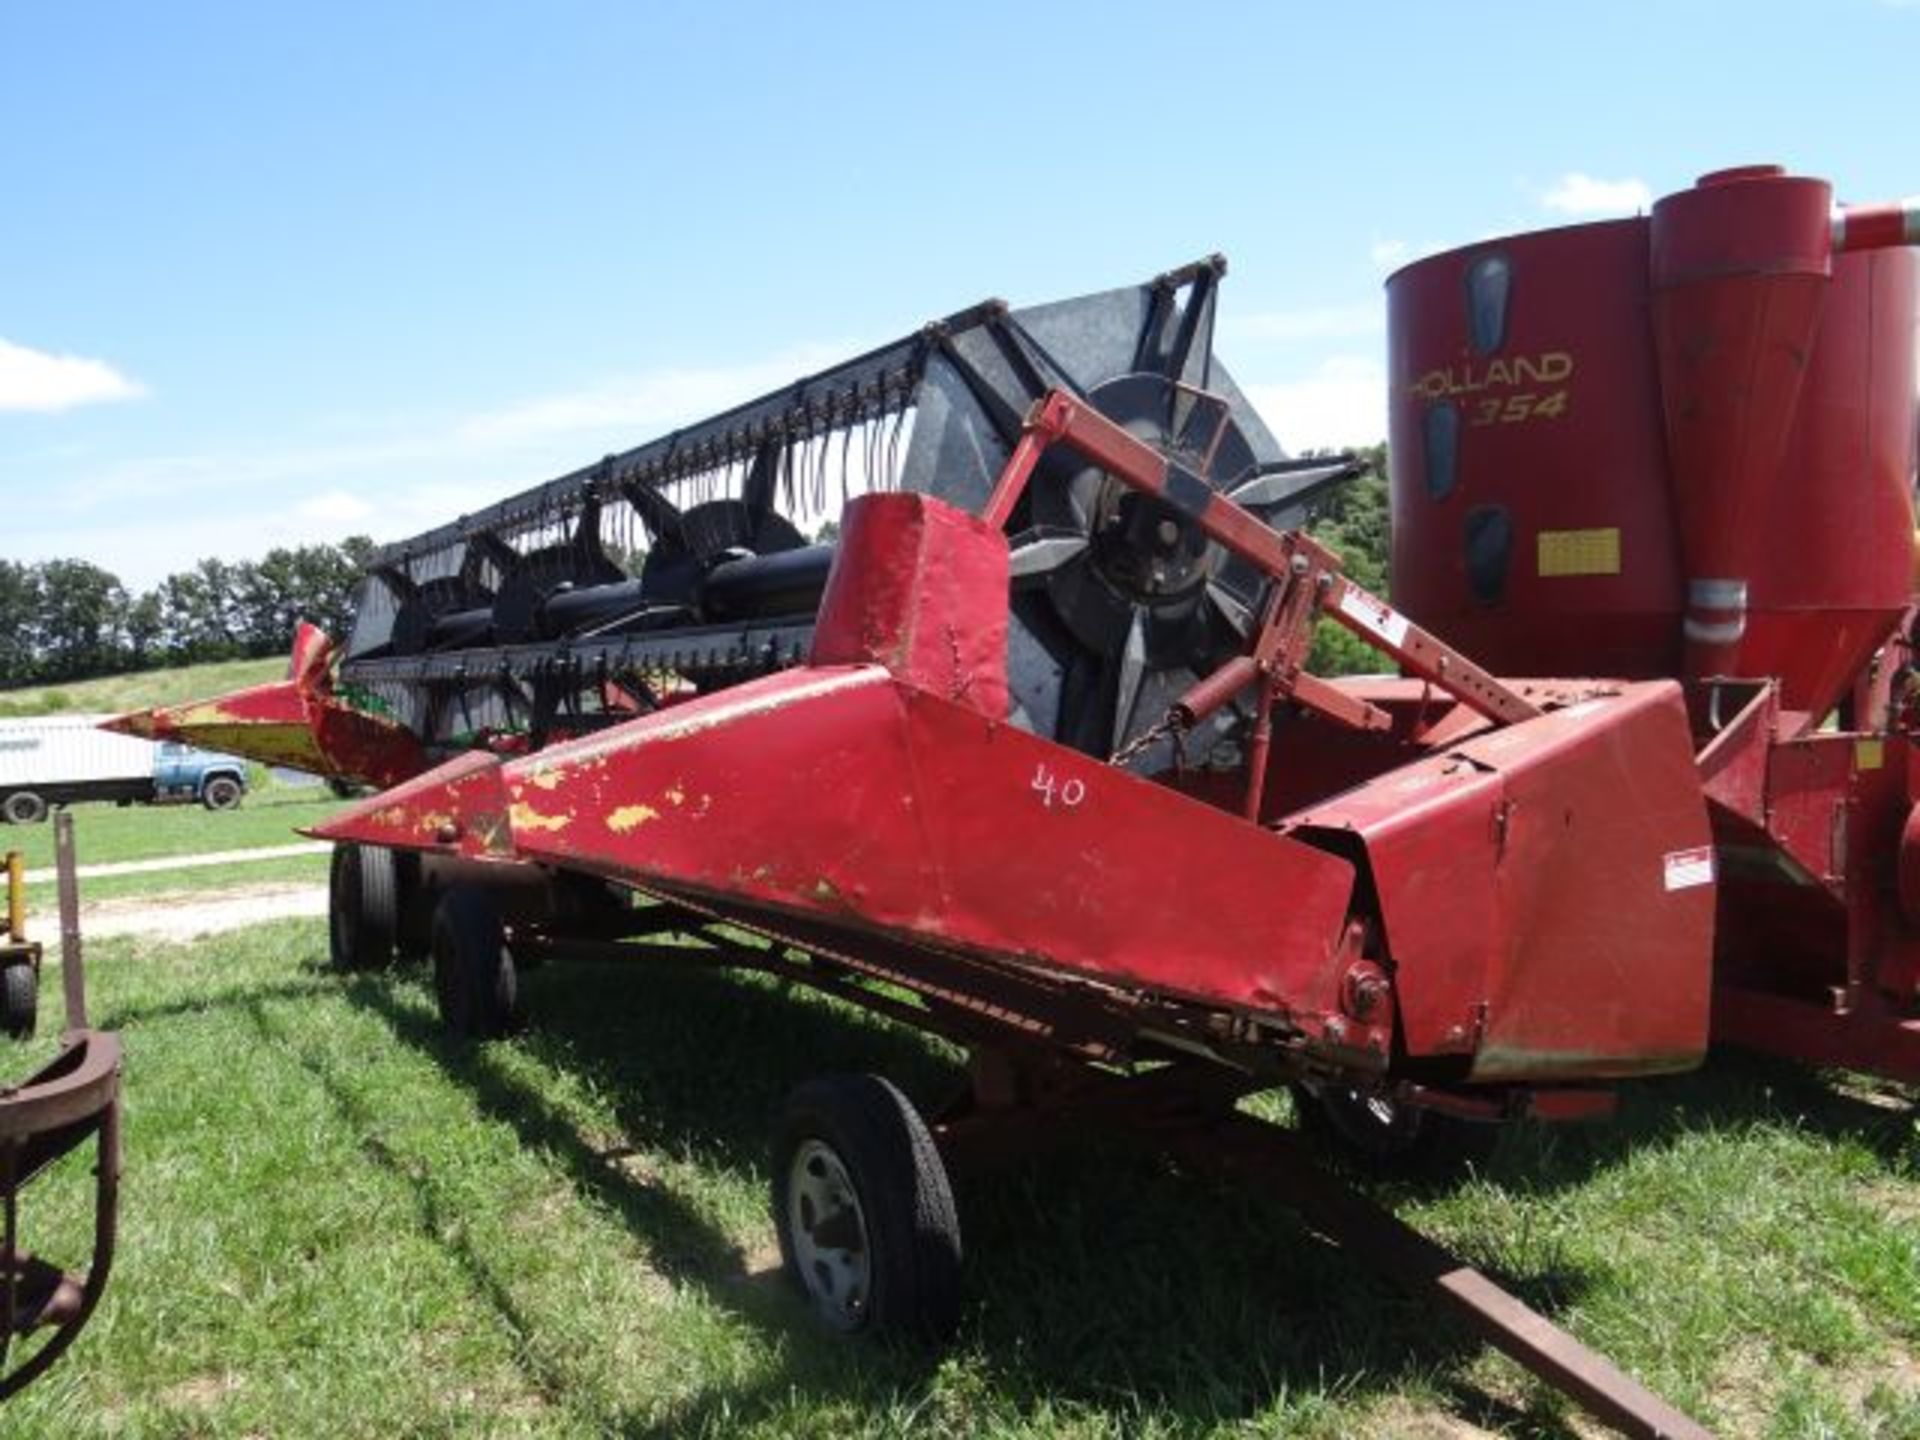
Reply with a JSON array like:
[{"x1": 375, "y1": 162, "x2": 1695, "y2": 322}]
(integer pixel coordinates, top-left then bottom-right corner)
[
  {"x1": 329, "y1": 843, "x2": 400, "y2": 972},
  {"x1": 1291, "y1": 1082, "x2": 1499, "y2": 1175},
  {"x1": 201, "y1": 776, "x2": 244, "y2": 811},
  {"x1": 0, "y1": 963, "x2": 35, "y2": 1040},
  {"x1": 431, "y1": 886, "x2": 518, "y2": 1040},
  {"x1": 2, "y1": 792, "x2": 47, "y2": 826},
  {"x1": 773, "y1": 1074, "x2": 962, "y2": 1344}
]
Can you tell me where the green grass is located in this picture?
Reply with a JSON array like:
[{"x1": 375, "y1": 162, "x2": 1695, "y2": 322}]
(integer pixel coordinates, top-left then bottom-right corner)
[
  {"x1": 4, "y1": 787, "x2": 340, "y2": 873},
  {"x1": 0, "y1": 656, "x2": 287, "y2": 718},
  {"x1": 27, "y1": 852, "x2": 330, "y2": 907},
  {"x1": 1, "y1": 922, "x2": 1916, "y2": 1437}
]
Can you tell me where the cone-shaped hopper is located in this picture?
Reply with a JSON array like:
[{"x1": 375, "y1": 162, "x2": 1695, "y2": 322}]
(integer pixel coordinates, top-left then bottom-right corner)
[
  {"x1": 311, "y1": 660, "x2": 1359, "y2": 1018},
  {"x1": 307, "y1": 749, "x2": 514, "y2": 859},
  {"x1": 97, "y1": 623, "x2": 426, "y2": 789}
]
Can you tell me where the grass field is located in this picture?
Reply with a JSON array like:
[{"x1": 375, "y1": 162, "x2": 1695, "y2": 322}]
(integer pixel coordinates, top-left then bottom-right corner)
[
  {"x1": 0, "y1": 920, "x2": 1915, "y2": 1437},
  {"x1": 0, "y1": 657, "x2": 287, "y2": 719},
  {"x1": 6, "y1": 787, "x2": 339, "y2": 872},
  {"x1": 4, "y1": 786, "x2": 341, "y2": 905}
]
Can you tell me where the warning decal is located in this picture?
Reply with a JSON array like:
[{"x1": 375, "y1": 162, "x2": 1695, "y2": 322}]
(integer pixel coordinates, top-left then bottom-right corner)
[{"x1": 1663, "y1": 846, "x2": 1715, "y2": 892}]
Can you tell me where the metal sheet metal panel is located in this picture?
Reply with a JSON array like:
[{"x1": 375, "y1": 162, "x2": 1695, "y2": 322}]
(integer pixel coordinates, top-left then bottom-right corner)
[
  {"x1": 1386, "y1": 218, "x2": 1682, "y2": 680},
  {"x1": 810, "y1": 493, "x2": 1009, "y2": 719},
  {"x1": 319, "y1": 664, "x2": 1363, "y2": 1027},
  {"x1": 1291, "y1": 682, "x2": 1715, "y2": 1078}
]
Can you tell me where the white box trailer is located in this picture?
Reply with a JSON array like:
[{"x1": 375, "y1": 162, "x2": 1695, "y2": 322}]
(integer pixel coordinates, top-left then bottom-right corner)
[{"x1": 0, "y1": 715, "x2": 249, "y2": 823}]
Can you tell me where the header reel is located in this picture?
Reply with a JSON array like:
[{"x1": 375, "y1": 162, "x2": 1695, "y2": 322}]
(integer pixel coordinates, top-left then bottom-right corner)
[{"x1": 343, "y1": 258, "x2": 1360, "y2": 764}]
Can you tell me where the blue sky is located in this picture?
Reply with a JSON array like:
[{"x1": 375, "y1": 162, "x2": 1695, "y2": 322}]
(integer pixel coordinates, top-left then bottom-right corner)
[{"x1": 3, "y1": 1, "x2": 1915, "y2": 588}]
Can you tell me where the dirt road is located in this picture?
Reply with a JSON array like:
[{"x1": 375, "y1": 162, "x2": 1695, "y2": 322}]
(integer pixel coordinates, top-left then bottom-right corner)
[
  {"x1": 22, "y1": 841, "x2": 329, "y2": 886},
  {"x1": 19, "y1": 841, "x2": 335, "y2": 942},
  {"x1": 80, "y1": 881, "x2": 331, "y2": 942}
]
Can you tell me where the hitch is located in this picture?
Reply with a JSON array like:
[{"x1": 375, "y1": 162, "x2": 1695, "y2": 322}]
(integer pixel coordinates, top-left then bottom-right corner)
[{"x1": 0, "y1": 810, "x2": 122, "y2": 1401}]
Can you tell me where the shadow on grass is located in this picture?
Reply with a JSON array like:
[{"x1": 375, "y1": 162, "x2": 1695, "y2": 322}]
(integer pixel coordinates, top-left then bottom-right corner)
[
  {"x1": 325, "y1": 951, "x2": 1607, "y2": 1438},
  {"x1": 1461, "y1": 1047, "x2": 1919, "y2": 1204},
  {"x1": 95, "y1": 976, "x2": 339, "y2": 1031}
]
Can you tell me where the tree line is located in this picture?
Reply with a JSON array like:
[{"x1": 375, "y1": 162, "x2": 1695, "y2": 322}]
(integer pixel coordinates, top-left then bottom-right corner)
[
  {"x1": 1, "y1": 444, "x2": 1390, "y2": 690},
  {"x1": 0, "y1": 539, "x2": 376, "y2": 686}
]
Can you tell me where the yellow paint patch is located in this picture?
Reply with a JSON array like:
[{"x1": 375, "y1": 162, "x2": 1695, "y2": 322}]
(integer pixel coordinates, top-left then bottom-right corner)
[
  {"x1": 509, "y1": 801, "x2": 572, "y2": 833},
  {"x1": 1856, "y1": 738, "x2": 1885, "y2": 772},
  {"x1": 606, "y1": 804, "x2": 660, "y2": 833},
  {"x1": 525, "y1": 767, "x2": 566, "y2": 792},
  {"x1": 1537, "y1": 527, "x2": 1621, "y2": 577},
  {"x1": 665, "y1": 786, "x2": 686, "y2": 806}
]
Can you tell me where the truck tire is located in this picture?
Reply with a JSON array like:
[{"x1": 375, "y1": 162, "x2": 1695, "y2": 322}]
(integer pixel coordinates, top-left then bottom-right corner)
[
  {"x1": 2, "y1": 792, "x2": 47, "y2": 825},
  {"x1": 329, "y1": 843, "x2": 400, "y2": 972},
  {"x1": 202, "y1": 775, "x2": 244, "y2": 811},
  {"x1": 0, "y1": 963, "x2": 35, "y2": 1039},
  {"x1": 431, "y1": 886, "x2": 519, "y2": 1039}
]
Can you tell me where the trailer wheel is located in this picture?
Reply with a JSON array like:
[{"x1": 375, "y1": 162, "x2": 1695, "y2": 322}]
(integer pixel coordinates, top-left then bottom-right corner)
[
  {"x1": 0, "y1": 963, "x2": 35, "y2": 1040},
  {"x1": 328, "y1": 843, "x2": 400, "y2": 972},
  {"x1": 201, "y1": 776, "x2": 244, "y2": 811},
  {"x1": 1292, "y1": 1082, "x2": 1498, "y2": 1174},
  {"x1": 772, "y1": 1074, "x2": 962, "y2": 1343},
  {"x1": 2, "y1": 792, "x2": 47, "y2": 826},
  {"x1": 431, "y1": 886, "x2": 518, "y2": 1039}
]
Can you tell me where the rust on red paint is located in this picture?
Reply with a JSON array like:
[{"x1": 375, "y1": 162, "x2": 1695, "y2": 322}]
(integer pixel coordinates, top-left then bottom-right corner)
[{"x1": 101, "y1": 622, "x2": 425, "y2": 788}]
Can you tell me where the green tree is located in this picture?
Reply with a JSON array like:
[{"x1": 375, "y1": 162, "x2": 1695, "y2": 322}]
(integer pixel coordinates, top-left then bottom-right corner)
[
  {"x1": 0, "y1": 562, "x2": 42, "y2": 684},
  {"x1": 1302, "y1": 443, "x2": 1392, "y2": 676},
  {"x1": 32, "y1": 559, "x2": 129, "y2": 680},
  {"x1": 122, "y1": 591, "x2": 166, "y2": 669}
]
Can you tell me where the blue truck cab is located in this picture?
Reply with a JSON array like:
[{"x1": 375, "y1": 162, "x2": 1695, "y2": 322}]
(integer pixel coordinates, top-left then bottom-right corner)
[{"x1": 151, "y1": 739, "x2": 250, "y2": 810}]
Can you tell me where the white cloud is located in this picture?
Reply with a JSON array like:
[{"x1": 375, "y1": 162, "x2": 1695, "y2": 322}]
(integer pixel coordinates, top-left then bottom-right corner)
[
  {"x1": 0, "y1": 338, "x2": 146, "y2": 413},
  {"x1": 1246, "y1": 355, "x2": 1387, "y2": 452},
  {"x1": 295, "y1": 489, "x2": 376, "y2": 524},
  {"x1": 1369, "y1": 238, "x2": 1409, "y2": 270},
  {"x1": 12, "y1": 344, "x2": 876, "y2": 585},
  {"x1": 1221, "y1": 302, "x2": 1383, "y2": 344},
  {"x1": 1540, "y1": 172, "x2": 1653, "y2": 217},
  {"x1": 457, "y1": 344, "x2": 854, "y2": 445}
]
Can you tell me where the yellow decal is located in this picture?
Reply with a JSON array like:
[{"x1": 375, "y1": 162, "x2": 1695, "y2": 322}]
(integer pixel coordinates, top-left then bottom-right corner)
[
  {"x1": 509, "y1": 801, "x2": 571, "y2": 833},
  {"x1": 1408, "y1": 351, "x2": 1574, "y2": 401},
  {"x1": 1856, "y1": 739, "x2": 1885, "y2": 772},
  {"x1": 1537, "y1": 527, "x2": 1621, "y2": 578},
  {"x1": 1467, "y1": 389, "x2": 1568, "y2": 427},
  {"x1": 606, "y1": 804, "x2": 660, "y2": 833}
]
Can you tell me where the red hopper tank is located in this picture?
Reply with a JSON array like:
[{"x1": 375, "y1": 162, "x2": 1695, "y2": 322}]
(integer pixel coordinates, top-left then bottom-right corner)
[{"x1": 1388, "y1": 166, "x2": 1918, "y2": 718}]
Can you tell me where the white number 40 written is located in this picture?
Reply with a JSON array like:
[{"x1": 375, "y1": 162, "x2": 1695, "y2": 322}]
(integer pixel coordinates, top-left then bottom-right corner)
[{"x1": 1031, "y1": 764, "x2": 1086, "y2": 809}]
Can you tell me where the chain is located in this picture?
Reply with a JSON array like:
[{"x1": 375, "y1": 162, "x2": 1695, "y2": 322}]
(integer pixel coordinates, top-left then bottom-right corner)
[{"x1": 1107, "y1": 710, "x2": 1188, "y2": 770}]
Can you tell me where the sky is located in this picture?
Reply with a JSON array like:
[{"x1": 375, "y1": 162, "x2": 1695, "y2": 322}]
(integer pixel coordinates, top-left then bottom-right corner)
[{"x1": 3, "y1": 1, "x2": 1916, "y2": 589}]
